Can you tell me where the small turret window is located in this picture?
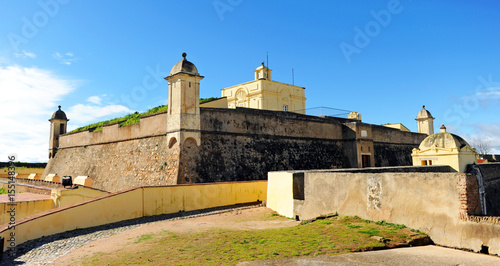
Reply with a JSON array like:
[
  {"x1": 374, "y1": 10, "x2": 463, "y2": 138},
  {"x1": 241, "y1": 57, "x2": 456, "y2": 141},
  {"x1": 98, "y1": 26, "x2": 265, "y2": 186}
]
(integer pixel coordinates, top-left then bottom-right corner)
[{"x1": 60, "y1": 124, "x2": 64, "y2": 134}]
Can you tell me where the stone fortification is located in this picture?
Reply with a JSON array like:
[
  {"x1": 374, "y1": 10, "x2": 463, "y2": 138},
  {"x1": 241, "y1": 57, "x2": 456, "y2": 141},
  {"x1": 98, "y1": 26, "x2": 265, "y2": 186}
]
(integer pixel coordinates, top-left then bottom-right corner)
[
  {"x1": 43, "y1": 54, "x2": 427, "y2": 192},
  {"x1": 43, "y1": 105, "x2": 426, "y2": 192}
]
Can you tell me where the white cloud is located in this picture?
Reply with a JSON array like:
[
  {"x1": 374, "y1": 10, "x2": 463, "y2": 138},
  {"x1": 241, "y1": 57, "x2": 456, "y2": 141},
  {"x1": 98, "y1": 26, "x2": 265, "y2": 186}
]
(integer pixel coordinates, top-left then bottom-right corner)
[
  {"x1": 14, "y1": 50, "x2": 37, "y2": 59},
  {"x1": 66, "y1": 104, "x2": 133, "y2": 124},
  {"x1": 87, "y1": 95, "x2": 102, "y2": 105},
  {"x1": 476, "y1": 87, "x2": 500, "y2": 98},
  {"x1": 463, "y1": 123, "x2": 500, "y2": 155},
  {"x1": 0, "y1": 65, "x2": 76, "y2": 162},
  {"x1": 53, "y1": 52, "x2": 80, "y2": 65},
  {"x1": 0, "y1": 65, "x2": 134, "y2": 162}
]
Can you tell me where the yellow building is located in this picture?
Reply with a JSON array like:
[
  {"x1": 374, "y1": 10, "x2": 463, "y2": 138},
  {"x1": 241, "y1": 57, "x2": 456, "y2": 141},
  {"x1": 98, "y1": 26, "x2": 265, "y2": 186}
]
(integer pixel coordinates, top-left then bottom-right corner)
[
  {"x1": 382, "y1": 123, "x2": 410, "y2": 132},
  {"x1": 411, "y1": 125, "x2": 477, "y2": 172},
  {"x1": 221, "y1": 63, "x2": 306, "y2": 114}
]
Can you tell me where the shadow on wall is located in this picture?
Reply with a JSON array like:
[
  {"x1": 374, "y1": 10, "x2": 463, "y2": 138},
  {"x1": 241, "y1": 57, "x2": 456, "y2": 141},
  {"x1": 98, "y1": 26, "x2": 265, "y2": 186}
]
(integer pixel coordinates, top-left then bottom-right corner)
[{"x1": 0, "y1": 181, "x2": 267, "y2": 252}]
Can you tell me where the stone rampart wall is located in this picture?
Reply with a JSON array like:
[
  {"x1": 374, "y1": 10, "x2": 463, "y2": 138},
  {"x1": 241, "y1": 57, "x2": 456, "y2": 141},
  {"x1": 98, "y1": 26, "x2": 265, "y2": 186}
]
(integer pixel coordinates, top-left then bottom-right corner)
[
  {"x1": 200, "y1": 107, "x2": 344, "y2": 139},
  {"x1": 371, "y1": 124, "x2": 426, "y2": 144},
  {"x1": 45, "y1": 107, "x2": 428, "y2": 191},
  {"x1": 59, "y1": 112, "x2": 167, "y2": 148},
  {"x1": 44, "y1": 135, "x2": 171, "y2": 192},
  {"x1": 197, "y1": 108, "x2": 347, "y2": 182},
  {"x1": 373, "y1": 142, "x2": 417, "y2": 167}
]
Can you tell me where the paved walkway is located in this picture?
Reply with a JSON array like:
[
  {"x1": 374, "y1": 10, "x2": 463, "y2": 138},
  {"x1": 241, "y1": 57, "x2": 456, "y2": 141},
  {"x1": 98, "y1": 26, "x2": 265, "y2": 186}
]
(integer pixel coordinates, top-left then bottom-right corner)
[{"x1": 240, "y1": 245, "x2": 500, "y2": 265}]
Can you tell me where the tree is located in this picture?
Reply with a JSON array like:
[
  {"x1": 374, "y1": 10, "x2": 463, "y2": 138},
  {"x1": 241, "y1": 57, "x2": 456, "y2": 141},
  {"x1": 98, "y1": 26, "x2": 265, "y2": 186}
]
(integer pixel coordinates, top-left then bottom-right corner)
[{"x1": 471, "y1": 138, "x2": 492, "y2": 157}]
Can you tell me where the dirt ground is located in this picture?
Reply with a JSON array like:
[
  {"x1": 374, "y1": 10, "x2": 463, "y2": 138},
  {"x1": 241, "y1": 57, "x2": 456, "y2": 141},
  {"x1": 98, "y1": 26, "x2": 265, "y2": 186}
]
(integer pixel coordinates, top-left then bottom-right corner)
[{"x1": 51, "y1": 207, "x2": 299, "y2": 265}]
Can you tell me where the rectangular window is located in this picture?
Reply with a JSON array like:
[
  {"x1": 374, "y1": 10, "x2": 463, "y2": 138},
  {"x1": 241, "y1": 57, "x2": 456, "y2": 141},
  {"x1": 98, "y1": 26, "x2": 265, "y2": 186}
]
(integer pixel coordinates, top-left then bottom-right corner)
[
  {"x1": 283, "y1": 105, "x2": 288, "y2": 111},
  {"x1": 59, "y1": 124, "x2": 64, "y2": 134}
]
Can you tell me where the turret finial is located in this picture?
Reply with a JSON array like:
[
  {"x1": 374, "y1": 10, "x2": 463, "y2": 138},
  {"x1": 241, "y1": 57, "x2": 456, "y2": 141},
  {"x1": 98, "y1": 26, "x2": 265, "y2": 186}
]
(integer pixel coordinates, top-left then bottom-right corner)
[
  {"x1": 182, "y1": 52, "x2": 187, "y2": 59},
  {"x1": 440, "y1": 124, "x2": 446, "y2": 132}
]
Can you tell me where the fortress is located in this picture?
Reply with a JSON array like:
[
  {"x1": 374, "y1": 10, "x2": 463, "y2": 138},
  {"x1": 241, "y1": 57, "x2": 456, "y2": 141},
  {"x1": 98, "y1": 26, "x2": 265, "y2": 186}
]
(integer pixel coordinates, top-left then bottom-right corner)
[
  {"x1": 6, "y1": 53, "x2": 500, "y2": 257},
  {"x1": 43, "y1": 53, "x2": 431, "y2": 192}
]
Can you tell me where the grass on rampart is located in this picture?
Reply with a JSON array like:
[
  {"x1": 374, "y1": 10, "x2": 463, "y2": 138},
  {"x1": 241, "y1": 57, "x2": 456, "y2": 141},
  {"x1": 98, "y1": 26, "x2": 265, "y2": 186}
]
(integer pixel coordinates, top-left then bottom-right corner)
[
  {"x1": 82, "y1": 215, "x2": 426, "y2": 265},
  {"x1": 70, "y1": 97, "x2": 218, "y2": 133}
]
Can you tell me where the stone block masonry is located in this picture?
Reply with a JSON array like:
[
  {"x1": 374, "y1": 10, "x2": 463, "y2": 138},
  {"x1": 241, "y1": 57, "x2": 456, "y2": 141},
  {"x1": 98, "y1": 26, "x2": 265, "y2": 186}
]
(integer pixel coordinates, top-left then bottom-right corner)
[
  {"x1": 44, "y1": 106, "x2": 427, "y2": 192},
  {"x1": 44, "y1": 136, "x2": 171, "y2": 192}
]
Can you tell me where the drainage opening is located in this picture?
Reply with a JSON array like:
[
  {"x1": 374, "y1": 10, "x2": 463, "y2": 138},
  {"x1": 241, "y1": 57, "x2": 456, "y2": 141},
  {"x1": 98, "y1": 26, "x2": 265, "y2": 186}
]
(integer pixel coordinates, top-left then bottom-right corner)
[
  {"x1": 295, "y1": 215, "x2": 300, "y2": 221},
  {"x1": 480, "y1": 245, "x2": 489, "y2": 254}
]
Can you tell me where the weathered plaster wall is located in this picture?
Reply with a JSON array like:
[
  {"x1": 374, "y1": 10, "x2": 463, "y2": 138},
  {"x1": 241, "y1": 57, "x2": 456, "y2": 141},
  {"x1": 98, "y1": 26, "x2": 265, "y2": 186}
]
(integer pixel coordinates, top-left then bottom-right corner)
[{"x1": 267, "y1": 168, "x2": 500, "y2": 255}]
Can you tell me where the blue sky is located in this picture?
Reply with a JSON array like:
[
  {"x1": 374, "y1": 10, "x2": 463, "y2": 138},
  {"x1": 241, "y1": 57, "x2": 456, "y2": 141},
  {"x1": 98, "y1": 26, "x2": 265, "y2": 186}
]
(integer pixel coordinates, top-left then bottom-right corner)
[{"x1": 1, "y1": 0, "x2": 500, "y2": 162}]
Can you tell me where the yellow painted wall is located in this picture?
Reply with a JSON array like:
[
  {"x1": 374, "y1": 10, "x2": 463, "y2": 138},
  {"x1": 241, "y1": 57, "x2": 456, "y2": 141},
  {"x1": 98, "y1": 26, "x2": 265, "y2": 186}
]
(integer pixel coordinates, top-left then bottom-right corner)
[
  {"x1": 266, "y1": 172, "x2": 294, "y2": 218},
  {"x1": 0, "y1": 181, "x2": 267, "y2": 251},
  {"x1": 200, "y1": 97, "x2": 228, "y2": 108},
  {"x1": 144, "y1": 181, "x2": 267, "y2": 216},
  {"x1": 52, "y1": 186, "x2": 109, "y2": 208},
  {"x1": 382, "y1": 123, "x2": 410, "y2": 132},
  {"x1": 411, "y1": 150, "x2": 476, "y2": 173},
  {"x1": 0, "y1": 199, "x2": 54, "y2": 225},
  {"x1": 0, "y1": 168, "x2": 45, "y2": 179},
  {"x1": 0, "y1": 189, "x2": 143, "y2": 249}
]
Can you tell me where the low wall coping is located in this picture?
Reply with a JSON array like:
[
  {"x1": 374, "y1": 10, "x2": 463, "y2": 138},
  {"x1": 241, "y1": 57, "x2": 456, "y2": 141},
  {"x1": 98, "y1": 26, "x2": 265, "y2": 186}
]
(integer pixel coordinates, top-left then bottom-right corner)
[{"x1": 270, "y1": 165, "x2": 453, "y2": 174}]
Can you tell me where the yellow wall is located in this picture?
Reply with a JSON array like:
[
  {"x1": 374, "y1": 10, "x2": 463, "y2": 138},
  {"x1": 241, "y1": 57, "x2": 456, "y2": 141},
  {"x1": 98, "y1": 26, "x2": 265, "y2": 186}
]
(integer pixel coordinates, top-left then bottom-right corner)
[
  {"x1": 52, "y1": 186, "x2": 109, "y2": 208},
  {"x1": 0, "y1": 168, "x2": 45, "y2": 179},
  {"x1": 0, "y1": 181, "x2": 267, "y2": 251},
  {"x1": 200, "y1": 97, "x2": 228, "y2": 108},
  {"x1": 411, "y1": 149, "x2": 476, "y2": 173},
  {"x1": 266, "y1": 172, "x2": 294, "y2": 218},
  {"x1": 0, "y1": 199, "x2": 53, "y2": 225},
  {"x1": 144, "y1": 181, "x2": 267, "y2": 216},
  {"x1": 382, "y1": 123, "x2": 410, "y2": 132}
]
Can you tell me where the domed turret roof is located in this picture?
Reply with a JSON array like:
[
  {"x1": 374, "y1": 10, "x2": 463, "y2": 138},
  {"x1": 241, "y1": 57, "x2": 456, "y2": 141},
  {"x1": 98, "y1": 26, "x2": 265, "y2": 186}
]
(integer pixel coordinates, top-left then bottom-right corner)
[
  {"x1": 418, "y1": 126, "x2": 472, "y2": 151},
  {"x1": 50, "y1": 105, "x2": 68, "y2": 121},
  {"x1": 416, "y1": 105, "x2": 434, "y2": 120},
  {"x1": 169, "y1": 53, "x2": 199, "y2": 76}
]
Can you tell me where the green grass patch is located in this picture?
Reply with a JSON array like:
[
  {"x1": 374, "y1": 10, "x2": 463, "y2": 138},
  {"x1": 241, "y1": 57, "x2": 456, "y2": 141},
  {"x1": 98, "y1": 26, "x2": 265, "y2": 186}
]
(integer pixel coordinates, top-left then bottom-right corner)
[
  {"x1": 81, "y1": 216, "x2": 426, "y2": 265},
  {"x1": 135, "y1": 233, "x2": 153, "y2": 243},
  {"x1": 70, "y1": 97, "x2": 218, "y2": 133}
]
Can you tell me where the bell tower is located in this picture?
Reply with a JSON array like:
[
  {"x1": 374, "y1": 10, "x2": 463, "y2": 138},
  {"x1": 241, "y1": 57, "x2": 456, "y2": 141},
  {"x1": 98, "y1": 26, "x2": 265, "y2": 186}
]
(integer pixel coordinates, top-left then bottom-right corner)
[
  {"x1": 164, "y1": 53, "x2": 203, "y2": 183},
  {"x1": 254, "y1": 62, "x2": 272, "y2": 80},
  {"x1": 415, "y1": 105, "x2": 435, "y2": 135},
  {"x1": 49, "y1": 105, "x2": 69, "y2": 158}
]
